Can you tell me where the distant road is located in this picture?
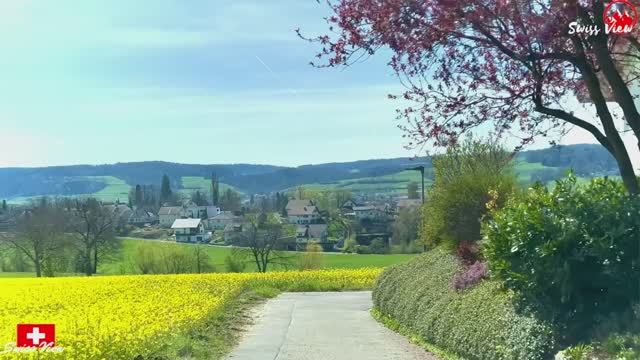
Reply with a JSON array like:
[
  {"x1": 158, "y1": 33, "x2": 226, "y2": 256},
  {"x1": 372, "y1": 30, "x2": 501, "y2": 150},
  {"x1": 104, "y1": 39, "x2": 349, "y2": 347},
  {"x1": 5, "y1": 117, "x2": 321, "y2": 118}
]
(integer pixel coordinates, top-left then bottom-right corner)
[{"x1": 226, "y1": 291, "x2": 437, "y2": 360}]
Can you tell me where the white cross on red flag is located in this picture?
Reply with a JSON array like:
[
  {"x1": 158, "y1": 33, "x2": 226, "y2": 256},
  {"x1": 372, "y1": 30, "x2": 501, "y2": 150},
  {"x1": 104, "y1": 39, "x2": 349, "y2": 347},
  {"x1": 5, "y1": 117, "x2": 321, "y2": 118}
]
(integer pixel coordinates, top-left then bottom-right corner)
[{"x1": 16, "y1": 324, "x2": 56, "y2": 348}]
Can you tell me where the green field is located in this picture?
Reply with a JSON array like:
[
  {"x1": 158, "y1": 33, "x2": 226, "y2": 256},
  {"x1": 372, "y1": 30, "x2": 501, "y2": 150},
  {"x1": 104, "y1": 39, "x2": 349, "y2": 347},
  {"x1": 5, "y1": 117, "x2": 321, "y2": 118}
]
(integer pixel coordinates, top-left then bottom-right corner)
[
  {"x1": 299, "y1": 170, "x2": 429, "y2": 195},
  {"x1": 1, "y1": 238, "x2": 416, "y2": 277},
  {"x1": 298, "y1": 161, "x2": 590, "y2": 195},
  {"x1": 7, "y1": 176, "x2": 131, "y2": 204},
  {"x1": 179, "y1": 176, "x2": 241, "y2": 196},
  {"x1": 99, "y1": 238, "x2": 416, "y2": 274},
  {"x1": 513, "y1": 161, "x2": 553, "y2": 183},
  {"x1": 86, "y1": 176, "x2": 132, "y2": 202},
  {"x1": 298, "y1": 162, "x2": 555, "y2": 195}
]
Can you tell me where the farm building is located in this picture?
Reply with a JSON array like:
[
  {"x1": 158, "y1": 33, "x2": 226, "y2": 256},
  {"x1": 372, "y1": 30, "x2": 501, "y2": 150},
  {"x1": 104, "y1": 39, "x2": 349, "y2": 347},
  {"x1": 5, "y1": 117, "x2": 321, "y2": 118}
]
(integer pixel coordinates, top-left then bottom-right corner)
[
  {"x1": 158, "y1": 206, "x2": 183, "y2": 227},
  {"x1": 209, "y1": 212, "x2": 241, "y2": 230},
  {"x1": 285, "y1": 199, "x2": 321, "y2": 225}
]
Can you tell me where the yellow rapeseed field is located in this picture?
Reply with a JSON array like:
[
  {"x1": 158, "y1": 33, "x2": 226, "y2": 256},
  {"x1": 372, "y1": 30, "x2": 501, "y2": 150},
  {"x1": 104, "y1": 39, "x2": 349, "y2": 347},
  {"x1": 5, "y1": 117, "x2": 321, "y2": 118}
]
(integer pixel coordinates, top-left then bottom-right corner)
[{"x1": 0, "y1": 268, "x2": 380, "y2": 359}]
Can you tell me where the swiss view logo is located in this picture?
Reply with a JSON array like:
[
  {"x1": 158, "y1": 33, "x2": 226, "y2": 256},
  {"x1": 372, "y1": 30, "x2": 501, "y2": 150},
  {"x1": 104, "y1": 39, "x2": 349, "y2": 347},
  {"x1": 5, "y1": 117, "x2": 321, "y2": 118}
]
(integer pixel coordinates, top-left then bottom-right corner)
[
  {"x1": 568, "y1": 0, "x2": 638, "y2": 36},
  {"x1": 16, "y1": 324, "x2": 56, "y2": 348}
]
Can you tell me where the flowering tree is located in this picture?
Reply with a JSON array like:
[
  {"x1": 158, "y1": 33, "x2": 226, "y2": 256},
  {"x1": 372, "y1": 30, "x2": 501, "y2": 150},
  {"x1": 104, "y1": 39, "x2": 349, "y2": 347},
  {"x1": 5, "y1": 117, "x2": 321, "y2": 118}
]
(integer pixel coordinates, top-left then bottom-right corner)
[{"x1": 301, "y1": 0, "x2": 640, "y2": 193}]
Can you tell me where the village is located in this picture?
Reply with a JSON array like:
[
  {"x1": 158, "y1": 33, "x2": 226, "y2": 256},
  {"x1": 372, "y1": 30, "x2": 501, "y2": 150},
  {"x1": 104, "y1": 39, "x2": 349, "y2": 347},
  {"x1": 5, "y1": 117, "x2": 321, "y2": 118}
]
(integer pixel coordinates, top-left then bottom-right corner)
[{"x1": 98, "y1": 187, "x2": 423, "y2": 254}]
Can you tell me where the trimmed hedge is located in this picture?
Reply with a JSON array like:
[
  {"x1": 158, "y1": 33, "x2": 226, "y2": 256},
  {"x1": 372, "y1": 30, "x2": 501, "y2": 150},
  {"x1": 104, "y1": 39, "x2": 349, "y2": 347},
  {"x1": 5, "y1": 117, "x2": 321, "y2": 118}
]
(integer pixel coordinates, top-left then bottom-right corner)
[{"x1": 373, "y1": 248, "x2": 557, "y2": 360}]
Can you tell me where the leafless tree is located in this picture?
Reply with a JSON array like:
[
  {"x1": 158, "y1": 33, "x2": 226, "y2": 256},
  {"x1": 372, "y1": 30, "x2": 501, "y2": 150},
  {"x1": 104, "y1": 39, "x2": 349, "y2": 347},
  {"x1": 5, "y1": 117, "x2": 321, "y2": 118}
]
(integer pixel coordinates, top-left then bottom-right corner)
[
  {"x1": 68, "y1": 198, "x2": 116, "y2": 276},
  {"x1": 235, "y1": 213, "x2": 295, "y2": 272},
  {"x1": 191, "y1": 244, "x2": 212, "y2": 273},
  {"x1": 0, "y1": 197, "x2": 66, "y2": 277}
]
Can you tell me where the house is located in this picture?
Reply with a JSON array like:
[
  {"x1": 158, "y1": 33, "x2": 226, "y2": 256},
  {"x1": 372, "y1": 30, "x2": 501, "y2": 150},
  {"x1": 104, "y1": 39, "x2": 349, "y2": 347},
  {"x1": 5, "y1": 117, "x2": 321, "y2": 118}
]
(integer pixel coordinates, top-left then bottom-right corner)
[
  {"x1": 353, "y1": 205, "x2": 387, "y2": 220},
  {"x1": 285, "y1": 199, "x2": 321, "y2": 224},
  {"x1": 223, "y1": 223, "x2": 244, "y2": 243},
  {"x1": 0, "y1": 211, "x2": 15, "y2": 232},
  {"x1": 104, "y1": 204, "x2": 133, "y2": 228},
  {"x1": 397, "y1": 199, "x2": 422, "y2": 211},
  {"x1": 295, "y1": 224, "x2": 331, "y2": 251},
  {"x1": 340, "y1": 199, "x2": 362, "y2": 216},
  {"x1": 128, "y1": 208, "x2": 158, "y2": 226},
  {"x1": 296, "y1": 224, "x2": 328, "y2": 243},
  {"x1": 158, "y1": 206, "x2": 184, "y2": 228},
  {"x1": 208, "y1": 212, "x2": 241, "y2": 230},
  {"x1": 184, "y1": 203, "x2": 221, "y2": 220},
  {"x1": 171, "y1": 218, "x2": 210, "y2": 243}
]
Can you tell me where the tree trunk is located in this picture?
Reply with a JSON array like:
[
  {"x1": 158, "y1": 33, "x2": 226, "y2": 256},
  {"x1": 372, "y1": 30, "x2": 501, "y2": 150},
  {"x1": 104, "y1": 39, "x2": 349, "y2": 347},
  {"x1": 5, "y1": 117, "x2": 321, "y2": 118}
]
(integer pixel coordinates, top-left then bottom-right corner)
[
  {"x1": 85, "y1": 247, "x2": 93, "y2": 276},
  {"x1": 589, "y1": 6, "x2": 640, "y2": 144},
  {"x1": 34, "y1": 257, "x2": 41, "y2": 278},
  {"x1": 579, "y1": 59, "x2": 640, "y2": 194},
  {"x1": 32, "y1": 244, "x2": 42, "y2": 277},
  {"x1": 93, "y1": 246, "x2": 99, "y2": 274}
]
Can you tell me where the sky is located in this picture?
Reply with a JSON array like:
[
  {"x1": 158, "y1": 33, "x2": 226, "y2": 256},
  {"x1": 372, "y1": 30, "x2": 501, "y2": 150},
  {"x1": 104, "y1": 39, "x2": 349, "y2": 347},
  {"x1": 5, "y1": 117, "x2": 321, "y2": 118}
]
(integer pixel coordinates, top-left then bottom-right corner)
[{"x1": 0, "y1": 0, "x2": 634, "y2": 169}]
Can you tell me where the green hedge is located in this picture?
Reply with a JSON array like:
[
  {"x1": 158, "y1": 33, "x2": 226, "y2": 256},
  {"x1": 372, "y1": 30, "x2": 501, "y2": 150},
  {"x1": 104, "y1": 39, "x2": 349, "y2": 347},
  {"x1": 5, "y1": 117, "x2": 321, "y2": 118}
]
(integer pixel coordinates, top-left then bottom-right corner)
[{"x1": 373, "y1": 248, "x2": 557, "y2": 360}]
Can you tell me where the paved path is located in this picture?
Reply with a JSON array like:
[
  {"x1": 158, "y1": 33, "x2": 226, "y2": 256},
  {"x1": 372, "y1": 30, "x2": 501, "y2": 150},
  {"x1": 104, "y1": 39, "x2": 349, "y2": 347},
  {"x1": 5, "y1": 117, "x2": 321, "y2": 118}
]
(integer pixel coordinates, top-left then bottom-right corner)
[{"x1": 226, "y1": 291, "x2": 437, "y2": 360}]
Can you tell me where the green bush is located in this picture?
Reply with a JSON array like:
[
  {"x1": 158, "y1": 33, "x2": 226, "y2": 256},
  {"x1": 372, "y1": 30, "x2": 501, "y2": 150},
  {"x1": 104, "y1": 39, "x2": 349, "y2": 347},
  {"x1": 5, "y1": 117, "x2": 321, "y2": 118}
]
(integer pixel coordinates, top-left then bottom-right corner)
[
  {"x1": 133, "y1": 242, "x2": 216, "y2": 274},
  {"x1": 342, "y1": 237, "x2": 358, "y2": 253},
  {"x1": 483, "y1": 176, "x2": 640, "y2": 339},
  {"x1": 224, "y1": 251, "x2": 247, "y2": 273},
  {"x1": 373, "y1": 248, "x2": 556, "y2": 360},
  {"x1": 298, "y1": 242, "x2": 323, "y2": 270},
  {"x1": 559, "y1": 332, "x2": 640, "y2": 360},
  {"x1": 369, "y1": 238, "x2": 389, "y2": 254},
  {"x1": 421, "y1": 139, "x2": 516, "y2": 248}
]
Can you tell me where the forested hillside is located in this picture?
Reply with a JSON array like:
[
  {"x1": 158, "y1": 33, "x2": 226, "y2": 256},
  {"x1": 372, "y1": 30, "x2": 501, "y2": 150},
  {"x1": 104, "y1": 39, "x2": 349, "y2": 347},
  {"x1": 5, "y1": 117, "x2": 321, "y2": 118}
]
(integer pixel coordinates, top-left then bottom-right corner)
[{"x1": 0, "y1": 144, "x2": 619, "y2": 201}]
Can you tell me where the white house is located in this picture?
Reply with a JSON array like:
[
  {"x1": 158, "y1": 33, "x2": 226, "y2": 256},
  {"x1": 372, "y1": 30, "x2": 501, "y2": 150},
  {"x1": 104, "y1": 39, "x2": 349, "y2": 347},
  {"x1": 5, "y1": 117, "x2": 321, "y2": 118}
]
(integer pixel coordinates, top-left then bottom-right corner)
[
  {"x1": 158, "y1": 206, "x2": 184, "y2": 228},
  {"x1": 353, "y1": 205, "x2": 386, "y2": 220},
  {"x1": 171, "y1": 218, "x2": 210, "y2": 243},
  {"x1": 285, "y1": 199, "x2": 321, "y2": 224},
  {"x1": 184, "y1": 203, "x2": 221, "y2": 220}
]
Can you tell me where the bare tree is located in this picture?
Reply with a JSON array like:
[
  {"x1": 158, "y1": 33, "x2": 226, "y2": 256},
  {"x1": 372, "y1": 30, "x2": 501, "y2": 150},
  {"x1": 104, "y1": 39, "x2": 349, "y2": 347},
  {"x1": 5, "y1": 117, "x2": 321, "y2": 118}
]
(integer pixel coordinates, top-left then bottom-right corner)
[
  {"x1": 191, "y1": 244, "x2": 212, "y2": 273},
  {"x1": 0, "y1": 197, "x2": 66, "y2": 277},
  {"x1": 68, "y1": 198, "x2": 116, "y2": 276},
  {"x1": 235, "y1": 213, "x2": 295, "y2": 272}
]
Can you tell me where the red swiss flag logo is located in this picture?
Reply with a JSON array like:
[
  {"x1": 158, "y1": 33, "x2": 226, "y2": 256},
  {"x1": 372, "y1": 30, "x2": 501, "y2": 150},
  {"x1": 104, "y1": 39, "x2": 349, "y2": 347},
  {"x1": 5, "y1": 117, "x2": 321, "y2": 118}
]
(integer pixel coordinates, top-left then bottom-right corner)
[{"x1": 16, "y1": 324, "x2": 55, "y2": 348}]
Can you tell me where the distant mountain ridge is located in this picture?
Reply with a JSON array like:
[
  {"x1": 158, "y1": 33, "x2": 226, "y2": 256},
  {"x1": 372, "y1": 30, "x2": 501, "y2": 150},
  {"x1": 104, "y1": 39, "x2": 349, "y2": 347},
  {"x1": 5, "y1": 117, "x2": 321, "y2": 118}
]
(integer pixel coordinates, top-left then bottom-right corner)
[{"x1": 0, "y1": 144, "x2": 619, "y2": 200}]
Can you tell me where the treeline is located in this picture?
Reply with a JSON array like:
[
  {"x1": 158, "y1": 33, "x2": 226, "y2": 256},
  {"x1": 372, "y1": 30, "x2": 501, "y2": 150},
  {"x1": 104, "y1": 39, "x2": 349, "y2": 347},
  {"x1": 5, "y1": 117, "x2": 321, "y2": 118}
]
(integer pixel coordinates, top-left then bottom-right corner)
[
  {"x1": 126, "y1": 173, "x2": 244, "y2": 212},
  {"x1": 0, "y1": 197, "x2": 120, "y2": 277},
  {"x1": 520, "y1": 144, "x2": 618, "y2": 176}
]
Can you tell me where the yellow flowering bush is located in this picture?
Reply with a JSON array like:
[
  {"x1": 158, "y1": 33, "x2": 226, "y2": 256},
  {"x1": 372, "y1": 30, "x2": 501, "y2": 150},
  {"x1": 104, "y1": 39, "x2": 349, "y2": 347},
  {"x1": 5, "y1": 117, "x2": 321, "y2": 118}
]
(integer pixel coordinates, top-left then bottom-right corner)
[{"x1": 0, "y1": 268, "x2": 381, "y2": 359}]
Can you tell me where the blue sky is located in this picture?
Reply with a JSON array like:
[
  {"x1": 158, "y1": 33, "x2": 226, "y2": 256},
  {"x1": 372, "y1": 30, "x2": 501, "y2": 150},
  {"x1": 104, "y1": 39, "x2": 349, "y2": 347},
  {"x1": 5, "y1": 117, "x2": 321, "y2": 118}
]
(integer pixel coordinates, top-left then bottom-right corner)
[
  {"x1": 0, "y1": 0, "x2": 622, "y2": 169},
  {"x1": 0, "y1": 0, "x2": 409, "y2": 167}
]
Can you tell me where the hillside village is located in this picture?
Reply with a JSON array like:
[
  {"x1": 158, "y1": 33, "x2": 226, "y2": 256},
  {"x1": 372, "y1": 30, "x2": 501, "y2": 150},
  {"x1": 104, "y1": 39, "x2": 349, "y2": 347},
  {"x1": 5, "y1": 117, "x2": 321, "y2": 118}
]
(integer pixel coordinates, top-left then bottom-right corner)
[{"x1": 91, "y1": 185, "x2": 423, "y2": 253}]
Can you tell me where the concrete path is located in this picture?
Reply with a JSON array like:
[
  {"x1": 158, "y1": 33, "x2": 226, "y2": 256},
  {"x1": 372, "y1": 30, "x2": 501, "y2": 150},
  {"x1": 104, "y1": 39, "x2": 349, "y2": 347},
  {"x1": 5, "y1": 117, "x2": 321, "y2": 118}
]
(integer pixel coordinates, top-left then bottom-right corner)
[{"x1": 226, "y1": 291, "x2": 437, "y2": 360}]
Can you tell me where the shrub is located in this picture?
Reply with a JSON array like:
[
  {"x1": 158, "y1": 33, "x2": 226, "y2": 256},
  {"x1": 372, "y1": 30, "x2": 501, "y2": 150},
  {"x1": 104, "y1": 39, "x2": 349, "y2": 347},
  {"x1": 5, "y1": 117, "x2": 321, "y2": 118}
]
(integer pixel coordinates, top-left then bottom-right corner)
[
  {"x1": 390, "y1": 241, "x2": 423, "y2": 254},
  {"x1": 421, "y1": 139, "x2": 516, "y2": 249},
  {"x1": 133, "y1": 243, "x2": 215, "y2": 274},
  {"x1": 298, "y1": 242, "x2": 323, "y2": 270},
  {"x1": 451, "y1": 260, "x2": 488, "y2": 290},
  {"x1": 355, "y1": 245, "x2": 371, "y2": 254},
  {"x1": 224, "y1": 251, "x2": 247, "y2": 273},
  {"x1": 558, "y1": 332, "x2": 640, "y2": 360},
  {"x1": 373, "y1": 248, "x2": 556, "y2": 360},
  {"x1": 455, "y1": 240, "x2": 481, "y2": 265},
  {"x1": 342, "y1": 237, "x2": 358, "y2": 253},
  {"x1": 392, "y1": 208, "x2": 420, "y2": 245},
  {"x1": 483, "y1": 175, "x2": 640, "y2": 340},
  {"x1": 369, "y1": 238, "x2": 389, "y2": 254}
]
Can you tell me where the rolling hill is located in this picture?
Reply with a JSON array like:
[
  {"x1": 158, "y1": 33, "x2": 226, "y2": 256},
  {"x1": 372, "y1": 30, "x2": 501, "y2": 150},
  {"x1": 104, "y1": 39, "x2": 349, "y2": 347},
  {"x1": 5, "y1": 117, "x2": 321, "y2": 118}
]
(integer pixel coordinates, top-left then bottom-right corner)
[{"x1": 0, "y1": 144, "x2": 619, "y2": 203}]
